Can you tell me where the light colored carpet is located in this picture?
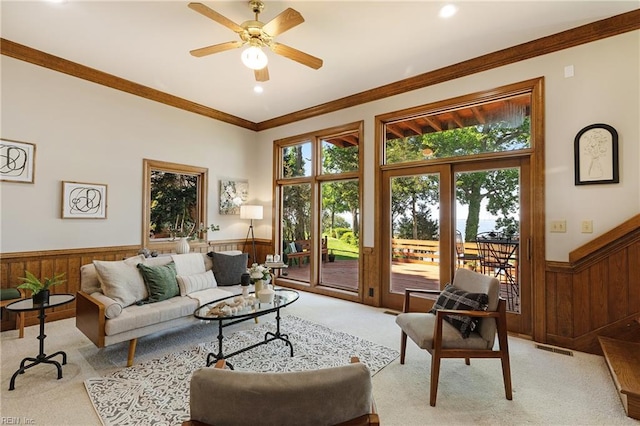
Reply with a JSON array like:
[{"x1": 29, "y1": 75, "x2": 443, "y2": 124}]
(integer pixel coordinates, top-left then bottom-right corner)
[
  {"x1": 84, "y1": 315, "x2": 399, "y2": 426},
  {"x1": 1, "y1": 290, "x2": 635, "y2": 425}
]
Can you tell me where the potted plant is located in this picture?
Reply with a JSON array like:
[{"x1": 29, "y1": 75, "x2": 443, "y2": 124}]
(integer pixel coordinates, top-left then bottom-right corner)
[{"x1": 17, "y1": 271, "x2": 66, "y2": 306}]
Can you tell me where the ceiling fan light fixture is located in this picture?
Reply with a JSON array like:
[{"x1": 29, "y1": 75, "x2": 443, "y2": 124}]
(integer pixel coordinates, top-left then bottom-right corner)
[{"x1": 241, "y1": 46, "x2": 268, "y2": 70}]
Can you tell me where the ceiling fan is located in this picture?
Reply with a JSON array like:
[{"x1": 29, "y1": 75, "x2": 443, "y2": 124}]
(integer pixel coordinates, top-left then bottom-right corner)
[{"x1": 188, "y1": 1, "x2": 323, "y2": 82}]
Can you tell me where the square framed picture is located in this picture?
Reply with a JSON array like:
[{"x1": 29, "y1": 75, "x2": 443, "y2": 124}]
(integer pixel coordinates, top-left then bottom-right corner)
[
  {"x1": 219, "y1": 179, "x2": 248, "y2": 215},
  {"x1": 574, "y1": 123, "x2": 619, "y2": 185},
  {"x1": 0, "y1": 139, "x2": 36, "y2": 183},
  {"x1": 62, "y1": 181, "x2": 108, "y2": 219}
]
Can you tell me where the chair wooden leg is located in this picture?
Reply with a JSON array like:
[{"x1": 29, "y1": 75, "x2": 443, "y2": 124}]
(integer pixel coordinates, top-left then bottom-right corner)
[
  {"x1": 400, "y1": 332, "x2": 407, "y2": 364},
  {"x1": 465, "y1": 357, "x2": 470, "y2": 365},
  {"x1": 17, "y1": 312, "x2": 25, "y2": 338},
  {"x1": 501, "y1": 353, "x2": 513, "y2": 400},
  {"x1": 429, "y1": 354, "x2": 441, "y2": 407},
  {"x1": 127, "y1": 338, "x2": 138, "y2": 367}
]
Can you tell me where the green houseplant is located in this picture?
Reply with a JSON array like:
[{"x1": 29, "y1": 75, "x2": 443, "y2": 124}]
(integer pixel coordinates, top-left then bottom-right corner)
[{"x1": 17, "y1": 271, "x2": 66, "y2": 305}]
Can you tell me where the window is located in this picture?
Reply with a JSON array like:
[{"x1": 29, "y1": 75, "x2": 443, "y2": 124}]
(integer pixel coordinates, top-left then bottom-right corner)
[
  {"x1": 275, "y1": 122, "x2": 363, "y2": 295},
  {"x1": 384, "y1": 93, "x2": 531, "y2": 164},
  {"x1": 143, "y1": 159, "x2": 208, "y2": 247}
]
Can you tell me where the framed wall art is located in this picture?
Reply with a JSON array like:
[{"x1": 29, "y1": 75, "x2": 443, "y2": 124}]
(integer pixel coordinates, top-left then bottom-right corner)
[
  {"x1": 574, "y1": 123, "x2": 619, "y2": 185},
  {"x1": 0, "y1": 139, "x2": 36, "y2": 183},
  {"x1": 62, "y1": 181, "x2": 108, "y2": 219},
  {"x1": 219, "y1": 179, "x2": 248, "y2": 215}
]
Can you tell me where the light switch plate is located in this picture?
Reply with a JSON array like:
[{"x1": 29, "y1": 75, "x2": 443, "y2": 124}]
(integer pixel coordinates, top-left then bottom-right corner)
[
  {"x1": 550, "y1": 220, "x2": 566, "y2": 233},
  {"x1": 581, "y1": 220, "x2": 593, "y2": 233}
]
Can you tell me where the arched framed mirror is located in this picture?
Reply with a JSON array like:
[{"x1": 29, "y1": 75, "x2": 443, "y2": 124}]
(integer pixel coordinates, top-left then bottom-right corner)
[{"x1": 143, "y1": 159, "x2": 208, "y2": 248}]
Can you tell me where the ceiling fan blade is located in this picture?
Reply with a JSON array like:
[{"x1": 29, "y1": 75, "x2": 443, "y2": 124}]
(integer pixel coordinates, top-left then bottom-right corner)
[
  {"x1": 190, "y1": 40, "x2": 243, "y2": 57},
  {"x1": 262, "y1": 8, "x2": 304, "y2": 37},
  {"x1": 188, "y1": 2, "x2": 244, "y2": 33},
  {"x1": 255, "y1": 67, "x2": 270, "y2": 82},
  {"x1": 271, "y1": 42, "x2": 323, "y2": 70}
]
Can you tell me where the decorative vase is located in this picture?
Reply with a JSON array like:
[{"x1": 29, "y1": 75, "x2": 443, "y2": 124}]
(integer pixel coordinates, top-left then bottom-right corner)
[
  {"x1": 258, "y1": 284, "x2": 275, "y2": 304},
  {"x1": 175, "y1": 237, "x2": 190, "y2": 254},
  {"x1": 33, "y1": 289, "x2": 50, "y2": 306},
  {"x1": 253, "y1": 279, "x2": 264, "y2": 295}
]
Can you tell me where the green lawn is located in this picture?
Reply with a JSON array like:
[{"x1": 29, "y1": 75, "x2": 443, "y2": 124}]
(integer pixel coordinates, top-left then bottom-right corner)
[{"x1": 326, "y1": 237, "x2": 359, "y2": 260}]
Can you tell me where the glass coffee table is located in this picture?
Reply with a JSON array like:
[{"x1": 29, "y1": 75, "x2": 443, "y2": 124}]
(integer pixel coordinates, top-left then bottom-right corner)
[{"x1": 194, "y1": 288, "x2": 299, "y2": 369}]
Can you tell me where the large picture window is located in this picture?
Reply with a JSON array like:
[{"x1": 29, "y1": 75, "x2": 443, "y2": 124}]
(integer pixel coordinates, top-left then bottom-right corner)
[{"x1": 275, "y1": 122, "x2": 363, "y2": 297}]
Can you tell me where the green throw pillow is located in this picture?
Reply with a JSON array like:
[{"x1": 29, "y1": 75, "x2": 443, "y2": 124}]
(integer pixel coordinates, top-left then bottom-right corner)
[{"x1": 137, "y1": 262, "x2": 179, "y2": 303}]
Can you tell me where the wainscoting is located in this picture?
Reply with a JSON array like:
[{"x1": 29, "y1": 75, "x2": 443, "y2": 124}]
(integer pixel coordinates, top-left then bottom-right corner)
[
  {"x1": 0, "y1": 239, "x2": 271, "y2": 331},
  {"x1": 3, "y1": 218, "x2": 638, "y2": 354},
  {"x1": 545, "y1": 214, "x2": 640, "y2": 354}
]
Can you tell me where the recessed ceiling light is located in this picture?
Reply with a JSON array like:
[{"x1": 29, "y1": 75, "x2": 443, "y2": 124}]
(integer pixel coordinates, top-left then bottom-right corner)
[
  {"x1": 253, "y1": 85, "x2": 264, "y2": 94},
  {"x1": 439, "y1": 4, "x2": 458, "y2": 19}
]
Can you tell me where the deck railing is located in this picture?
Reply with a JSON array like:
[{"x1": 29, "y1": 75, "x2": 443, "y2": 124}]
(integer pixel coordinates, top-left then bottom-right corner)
[{"x1": 391, "y1": 238, "x2": 480, "y2": 265}]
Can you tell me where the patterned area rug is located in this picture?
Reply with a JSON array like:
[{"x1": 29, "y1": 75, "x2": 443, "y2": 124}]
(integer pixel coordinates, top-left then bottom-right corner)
[{"x1": 84, "y1": 315, "x2": 399, "y2": 426}]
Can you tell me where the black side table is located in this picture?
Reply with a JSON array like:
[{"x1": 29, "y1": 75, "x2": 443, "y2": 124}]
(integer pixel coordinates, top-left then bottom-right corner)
[{"x1": 5, "y1": 293, "x2": 75, "y2": 390}]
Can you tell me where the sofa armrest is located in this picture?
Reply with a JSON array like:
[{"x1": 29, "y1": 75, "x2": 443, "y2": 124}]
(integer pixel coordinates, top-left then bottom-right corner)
[{"x1": 76, "y1": 290, "x2": 106, "y2": 347}]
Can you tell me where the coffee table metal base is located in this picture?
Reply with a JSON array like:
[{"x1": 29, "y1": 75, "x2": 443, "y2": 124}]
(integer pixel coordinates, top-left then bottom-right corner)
[{"x1": 205, "y1": 308, "x2": 293, "y2": 369}]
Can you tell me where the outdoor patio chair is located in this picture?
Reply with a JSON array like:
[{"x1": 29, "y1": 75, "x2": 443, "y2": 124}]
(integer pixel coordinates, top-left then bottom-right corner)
[
  {"x1": 183, "y1": 357, "x2": 379, "y2": 426},
  {"x1": 395, "y1": 268, "x2": 512, "y2": 406}
]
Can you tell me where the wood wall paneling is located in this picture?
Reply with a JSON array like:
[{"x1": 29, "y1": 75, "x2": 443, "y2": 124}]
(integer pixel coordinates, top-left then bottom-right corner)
[
  {"x1": 0, "y1": 240, "x2": 255, "y2": 331},
  {"x1": 545, "y1": 215, "x2": 640, "y2": 354}
]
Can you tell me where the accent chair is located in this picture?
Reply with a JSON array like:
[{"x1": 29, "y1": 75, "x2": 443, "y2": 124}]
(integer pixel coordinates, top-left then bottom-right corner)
[{"x1": 395, "y1": 267, "x2": 512, "y2": 406}]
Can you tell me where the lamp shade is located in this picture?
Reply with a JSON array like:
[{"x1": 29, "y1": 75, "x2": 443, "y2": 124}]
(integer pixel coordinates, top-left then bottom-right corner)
[{"x1": 240, "y1": 205, "x2": 263, "y2": 220}]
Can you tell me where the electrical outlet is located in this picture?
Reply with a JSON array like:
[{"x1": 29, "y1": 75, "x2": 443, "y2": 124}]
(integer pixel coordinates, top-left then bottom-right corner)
[
  {"x1": 581, "y1": 220, "x2": 593, "y2": 233},
  {"x1": 550, "y1": 220, "x2": 566, "y2": 233}
]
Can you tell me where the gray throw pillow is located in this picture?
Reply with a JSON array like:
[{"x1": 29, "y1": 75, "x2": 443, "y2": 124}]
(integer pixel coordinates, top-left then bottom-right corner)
[
  {"x1": 208, "y1": 252, "x2": 248, "y2": 286},
  {"x1": 429, "y1": 283, "x2": 488, "y2": 338}
]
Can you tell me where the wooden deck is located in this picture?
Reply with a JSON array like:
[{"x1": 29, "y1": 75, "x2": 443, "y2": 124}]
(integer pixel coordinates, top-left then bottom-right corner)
[
  {"x1": 280, "y1": 259, "x2": 440, "y2": 293},
  {"x1": 280, "y1": 259, "x2": 520, "y2": 311}
]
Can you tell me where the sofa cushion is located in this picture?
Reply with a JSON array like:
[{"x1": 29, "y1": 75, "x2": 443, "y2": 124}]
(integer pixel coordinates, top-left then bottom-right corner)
[
  {"x1": 171, "y1": 253, "x2": 206, "y2": 276},
  {"x1": 429, "y1": 283, "x2": 488, "y2": 338},
  {"x1": 103, "y1": 287, "x2": 237, "y2": 336},
  {"x1": 137, "y1": 262, "x2": 179, "y2": 303},
  {"x1": 81, "y1": 255, "x2": 145, "y2": 294},
  {"x1": 104, "y1": 296, "x2": 199, "y2": 336},
  {"x1": 94, "y1": 256, "x2": 148, "y2": 308},
  {"x1": 208, "y1": 252, "x2": 248, "y2": 286},
  {"x1": 176, "y1": 270, "x2": 217, "y2": 296}
]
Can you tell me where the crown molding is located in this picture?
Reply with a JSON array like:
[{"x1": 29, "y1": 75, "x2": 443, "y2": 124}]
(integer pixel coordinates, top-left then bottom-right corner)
[
  {"x1": 0, "y1": 38, "x2": 258, "y2": 131},
  {"x1": 2, "y1": 9, "x2": 639, "y2": 132}
]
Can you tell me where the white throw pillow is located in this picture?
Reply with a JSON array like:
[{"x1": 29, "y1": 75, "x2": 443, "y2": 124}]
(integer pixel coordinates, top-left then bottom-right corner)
[
  {"x1": 94, "y1": 256, "x2": 148, "y2": 308},
  {"x1": 289, "y1": 242, "x2": 297, "y2": 253},
  {"x1": 176, "y1": 270, "x2": 217, "y2": 296},
  {"x1": 172, "y1": 253, "x2": 206, "y2": 276},
  {"x1": 89, "y1": 292, "x2": 123, "y2": 319}
]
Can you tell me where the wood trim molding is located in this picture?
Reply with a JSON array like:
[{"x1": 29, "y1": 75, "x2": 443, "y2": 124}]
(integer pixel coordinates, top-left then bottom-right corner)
[
  {"x1": 256, "y1": 9, "x2": 640, "y2": 131},
  {"x1": 0, "y1": 38, "x2": 257, "y2": 131},
  {"x1": 2, "y1": 10, "x2": 639, "y2": 131},
  {"x1": 569, "y1": 214, "x2": 640, "y2": 264}
]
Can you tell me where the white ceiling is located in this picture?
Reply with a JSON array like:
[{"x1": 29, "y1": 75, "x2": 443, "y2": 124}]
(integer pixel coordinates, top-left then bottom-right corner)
[{"x1": 2, "y1": 1, "x2": 638, "y2": 123}]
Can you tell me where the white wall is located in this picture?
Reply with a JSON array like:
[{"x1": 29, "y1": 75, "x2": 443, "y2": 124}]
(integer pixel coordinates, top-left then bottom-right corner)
[
  {"x1": 0, "y1": 56, "x2": 264, "y2": 252},
  {"x1": 2, "y1": 32, "x2": 638, "y2": 260},
  {"x1": 256, "y1": 31, "x2": 640, "y2": 262}
]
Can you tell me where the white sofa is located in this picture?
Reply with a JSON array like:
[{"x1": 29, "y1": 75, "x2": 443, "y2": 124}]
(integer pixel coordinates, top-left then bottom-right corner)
[{"x1": 76, "y1": 251, "x2": 249, "y2": 366}]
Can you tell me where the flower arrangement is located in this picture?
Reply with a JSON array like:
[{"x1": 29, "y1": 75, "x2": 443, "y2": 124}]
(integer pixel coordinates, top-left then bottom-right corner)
[{"x1": 248, "y1": 263, "x2": 271, "y2": 283}]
